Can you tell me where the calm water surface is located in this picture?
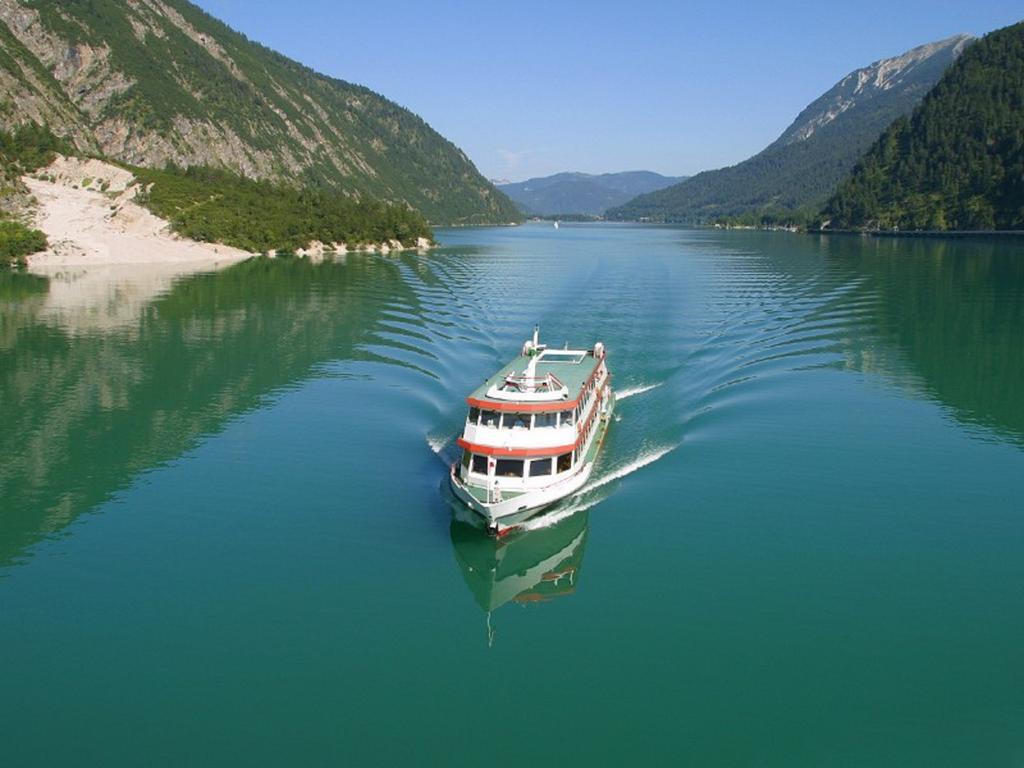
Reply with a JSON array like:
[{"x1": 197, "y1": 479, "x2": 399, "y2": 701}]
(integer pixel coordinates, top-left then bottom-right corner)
[{"x1": 1, "y1": 224, "x2": 1022, "y2": 765}]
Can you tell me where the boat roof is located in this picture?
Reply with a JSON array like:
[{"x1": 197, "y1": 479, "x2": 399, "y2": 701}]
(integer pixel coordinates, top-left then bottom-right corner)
[{"x1": 467, "y1": 347, "x2": 600, "y2": 409}]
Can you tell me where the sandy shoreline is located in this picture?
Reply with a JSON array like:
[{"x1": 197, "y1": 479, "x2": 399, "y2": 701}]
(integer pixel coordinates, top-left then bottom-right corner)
[{"x1": 23, "y1": 156, "x2": 253, "y2": 270}]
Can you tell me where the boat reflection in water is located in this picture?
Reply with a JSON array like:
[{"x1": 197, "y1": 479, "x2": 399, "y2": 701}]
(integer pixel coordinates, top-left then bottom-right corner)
[{"x1": 450, "y1": 505, "x2": 589, "y2": 645}]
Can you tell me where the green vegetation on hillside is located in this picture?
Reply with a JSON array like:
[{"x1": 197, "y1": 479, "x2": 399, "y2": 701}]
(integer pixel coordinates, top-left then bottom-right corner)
[
  {"x1": 0, "y1": 220, "x2": 47, "y2": 266},
  {"x1": 133, "y1": 165, "x2": 433, "y2": 253},
  {"x1": 0, "y1": 123, "x2": 71, "y2": 175},
  {"x1": 608, "y1": 136, "x2": 883, "y2": 223},
  {"x1": 1, "y1": 122, "x2": 71, "y2": 202},
  {"x1": 0, "y1": 125, "x2": 62, "y2": 266},
  {"x1": 537, "y1": 213, "x2": 603, "y2": 222},
  {"x1": 823, "y1": 23, "x2": 1024, "y2": 231},
  {"x1": 712, "y1": 208, "x2": 816, "y2": 230},
  {"x1": 1, "y1": 0, "x2": 519, "y2": 225},
  {"x1": 608, "y1": 36, "x2": 968, "y2": 223}
]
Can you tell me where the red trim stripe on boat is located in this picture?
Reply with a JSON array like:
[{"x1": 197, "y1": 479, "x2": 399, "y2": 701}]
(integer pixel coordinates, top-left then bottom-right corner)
[
  {"x1": 465, "y1": 397, "x2": 573, "y2": 413},
  {"x1": 457, "y1": 388, "x2": 604, "y2": 458},
  {"x1": 456, "y1": 437, "x2": 576, "y2": 458}
]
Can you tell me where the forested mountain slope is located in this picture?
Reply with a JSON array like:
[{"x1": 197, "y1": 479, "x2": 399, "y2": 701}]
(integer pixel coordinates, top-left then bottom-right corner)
[
  {"x1": 823, "y1": 21, "x2": 1024, "y2": 231},
  {"x1": 0, "y1": 0, "x2": 518, "y2": 224}
]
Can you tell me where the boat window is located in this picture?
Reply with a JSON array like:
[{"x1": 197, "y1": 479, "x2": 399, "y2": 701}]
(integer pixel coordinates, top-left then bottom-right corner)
[
  {"x1": 502, "y1": 412, "x2": 531, "y2": 429},
  {"x1": 467, "y1": 406, "x2": 480, "y2": 424},
  {"x1": 529, "y1": 458, "x2": 553, "y2": 476},
  {"x1": 557, "y1": 452, "x2": 572, "y2": 473},
  {"x1": 495, "y1": 459, "x2": 524, "y2": 477},
  {"x1": 560, "y1": 410, "x2": 575, "y2": 427},
  {"x1": 480, "y1": 410, "x2": 500, "y2": 428},
  {"x1": 471, "y1": 455, "x2": 488, "y2": 474},
  {"x1": 461, "y1": 450, "x2": 471, "y2": 469},
  {"x1": 534, "y1": 412, "x2": 557, "y2": 429}
]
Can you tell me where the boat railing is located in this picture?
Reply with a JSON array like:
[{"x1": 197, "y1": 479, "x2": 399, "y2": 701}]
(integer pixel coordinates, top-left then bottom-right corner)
[
  {"x1": 501, "y1": 371, "x2": 566, "y2": 393},
  {"x1": 488, "y1": 480, "x2": 504, "y2": 504}
]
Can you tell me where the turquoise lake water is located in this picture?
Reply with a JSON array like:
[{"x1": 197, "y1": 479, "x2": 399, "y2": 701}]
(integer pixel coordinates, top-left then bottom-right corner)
[{"x1": 1, "y1": 223, "x2": 1022, "y2": 765}]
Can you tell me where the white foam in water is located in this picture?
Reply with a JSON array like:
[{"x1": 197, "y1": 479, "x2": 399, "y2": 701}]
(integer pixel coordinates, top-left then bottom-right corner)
[
  {"x1": 518, "y1": 493, "x2": 607, "y2": 532},
  {"x1": 426, "y1": 432, "x2": 458, "y2": 464},
  {"x1": 583, "y1": 443, "x2": 678, "y2": 493},
  {"x1": 616, "y1": 382, "x2": 662, "y2": 400},
  {"x1": 518, "y1": 443, "x2": 679, "y2": 532},
  {"x1": 426, "y1": 433, "x2": 449, "y2": 454}
]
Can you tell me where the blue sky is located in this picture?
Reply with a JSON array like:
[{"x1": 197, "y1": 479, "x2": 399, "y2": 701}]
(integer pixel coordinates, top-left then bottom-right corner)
[{"x1": 194, "y1": 1, "x2": 1022, "y2": 182}]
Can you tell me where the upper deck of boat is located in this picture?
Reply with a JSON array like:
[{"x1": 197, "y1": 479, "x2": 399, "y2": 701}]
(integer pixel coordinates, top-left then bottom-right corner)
[{"x1": 467, "y1": 348, "x2": 601, "y2": 406}]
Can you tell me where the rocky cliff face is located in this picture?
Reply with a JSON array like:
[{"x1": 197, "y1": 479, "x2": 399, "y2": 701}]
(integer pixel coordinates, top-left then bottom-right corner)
[
  {"x1": 0, "y1": 0, "x2": 519, "y2": 224},
  {"x1": 773, "y1": 35, "x2": 974, "y2": 146}
]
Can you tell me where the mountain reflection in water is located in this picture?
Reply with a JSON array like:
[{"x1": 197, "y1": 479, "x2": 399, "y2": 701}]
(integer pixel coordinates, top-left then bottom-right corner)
[{"x1": 0, "y1": 255, "x2": 422, "y2": 567}]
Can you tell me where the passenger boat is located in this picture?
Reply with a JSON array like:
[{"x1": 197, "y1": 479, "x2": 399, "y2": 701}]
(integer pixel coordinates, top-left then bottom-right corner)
[{"x1": 449, "y1": 327, "x2": 614, "y2": 534}]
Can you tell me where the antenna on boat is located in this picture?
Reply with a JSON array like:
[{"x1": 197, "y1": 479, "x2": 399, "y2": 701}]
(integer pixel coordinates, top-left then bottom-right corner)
[{"x1": 533, "y1": 325, "x2": 539, "y2": 347}]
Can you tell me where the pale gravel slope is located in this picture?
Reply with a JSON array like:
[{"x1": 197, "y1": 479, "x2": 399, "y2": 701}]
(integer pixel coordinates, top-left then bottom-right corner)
[{"x1": 24, "y1": 156, "x2": 252, "y2": 268}]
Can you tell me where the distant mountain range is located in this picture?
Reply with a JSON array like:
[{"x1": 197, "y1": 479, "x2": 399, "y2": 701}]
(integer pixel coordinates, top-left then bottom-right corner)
[
  {"x1": 608, "y1": 34, "x2": 973, "y2": 223},
  {"x1": 824, "y1": 21, "x2": 1024, "y2": 231},
  {"x1": 498, "y1": 171, "x2": 685, "y2": 216},
  {"x1": 0, "y1": 0, "x2": 518, "y2": 225}
]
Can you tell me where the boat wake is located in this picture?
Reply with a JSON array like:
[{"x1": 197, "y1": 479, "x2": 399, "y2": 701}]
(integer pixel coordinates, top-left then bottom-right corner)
[
  {"x1": 584, "y1": 443, "x2": 678, "y2": 493},
  {"x1": 616, "y1": 382, "x2": 662, "y2": 400},
  {"x1": 426, "y1": 431, "x2": 459, "y2": 465},
  {"x1": 520, "y1": 443, "x2": 679, "y2": 532},
  {"x1": 518, "y1": 499, "x2": 599, "y2": 532}
]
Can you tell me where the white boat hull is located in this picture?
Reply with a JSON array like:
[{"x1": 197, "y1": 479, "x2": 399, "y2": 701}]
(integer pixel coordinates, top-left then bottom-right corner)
[{"x1": 450, "y1": 458, "x2": 596, "y2": 529}]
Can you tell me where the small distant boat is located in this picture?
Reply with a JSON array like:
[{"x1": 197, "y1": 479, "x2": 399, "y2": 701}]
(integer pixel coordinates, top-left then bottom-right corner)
[
  {"x1": 449, "y1": 327, "x2": 614, "y2": 535},
  {"x1": 553, "y1": 221, "x2": 559, "y2": 229}
]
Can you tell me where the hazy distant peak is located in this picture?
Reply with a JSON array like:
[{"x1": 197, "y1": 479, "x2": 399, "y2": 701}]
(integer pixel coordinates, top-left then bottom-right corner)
[
  {"x1": 776, "y1": 33, "x2": 975, "y2": 146},
  {"x1": 497, "y1": 170, "x2": 686, "y2": 216}
]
